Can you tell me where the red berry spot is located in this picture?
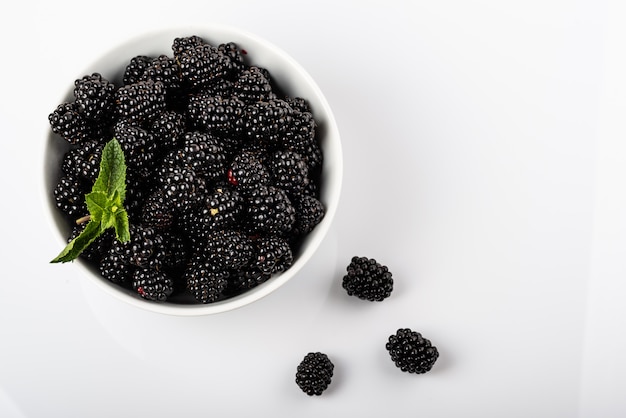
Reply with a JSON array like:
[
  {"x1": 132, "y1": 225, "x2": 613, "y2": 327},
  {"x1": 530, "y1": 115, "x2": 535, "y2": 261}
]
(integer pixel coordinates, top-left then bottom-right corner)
[
  {"x1": 227, "y1": 168, "x2": 238, "y2": 186},
  {"x1": 137, "y1": 287, "x2": 146, "y2": 297},
  {"x1": 241, "y1": 49, "x2": 248, "y2": 55}
]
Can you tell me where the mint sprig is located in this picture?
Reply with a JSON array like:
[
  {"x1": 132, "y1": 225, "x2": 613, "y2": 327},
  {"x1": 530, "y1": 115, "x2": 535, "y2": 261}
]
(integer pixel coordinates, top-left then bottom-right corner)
[{"x1": 51, "y1": 138, "x2": 130, "y2": 263}]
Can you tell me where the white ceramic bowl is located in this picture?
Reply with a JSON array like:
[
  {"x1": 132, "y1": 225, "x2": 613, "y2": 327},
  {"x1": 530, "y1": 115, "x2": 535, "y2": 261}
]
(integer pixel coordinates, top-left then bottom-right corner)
[{"x1": 43, "y1": 25, "x2": 343, "y2": 316}]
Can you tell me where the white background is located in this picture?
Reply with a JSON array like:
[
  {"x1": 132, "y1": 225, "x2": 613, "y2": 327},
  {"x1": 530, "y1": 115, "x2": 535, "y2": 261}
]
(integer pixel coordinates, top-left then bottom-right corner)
[{"x1": 1, "y1": 0, "x2": 625, "y2": 416}]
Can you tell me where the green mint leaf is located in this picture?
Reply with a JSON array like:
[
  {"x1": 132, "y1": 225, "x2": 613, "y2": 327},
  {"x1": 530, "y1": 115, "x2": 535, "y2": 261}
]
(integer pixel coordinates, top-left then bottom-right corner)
[
  {"x1": 93, "y1": 137, "x2": 127, "y2": 200},
  {"x1": 114, "y1": 209, "x2": 130, "y2": 243},
  {"x1": 50, "y1": 221, "x2": 101, "y2": 263},
  {"x1": 51, "y1": 138, "x2": 131, "y2": 264}
]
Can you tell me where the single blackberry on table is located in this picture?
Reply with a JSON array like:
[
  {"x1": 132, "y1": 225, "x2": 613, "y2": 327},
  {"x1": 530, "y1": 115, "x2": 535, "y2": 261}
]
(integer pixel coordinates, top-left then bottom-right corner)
[
  {"x1": 244, "y1": 98, "x2": 293, "y2": 144},
  {"x1": 292, "y1": 195, "x2": 325, "y2": 236},
  {"x1": 232, "y1": 66, "x2": 274, "y2": 104},
  {"x1": 149, "y1": 110, "x2": 186, "y2": 153},
  {"x1": 132, "y1": 267, "x2": 174, "y2": 301},
  {"x1": 99, "y1": 251, "x2": 135, "y2": 284},
  {"x1": 295, "y1": 352, "x2": 334, "y2": 396},
  {"x1": 73, "y1": 73, "x2": 116, "y2": 121},
  {"x1": 386, "y1": 328, "x2": 439, "y2": 374},
  {"x1": 122, "y1": 55, "x2": 152, "y2": 85},
  {"x1": 115, "y1": 79, "x2": 167, "y2": 123},
  {"x1": 267, "y1": 150, "x2": 310, "y2": 196},
  {"x1": 170, "y1": 131, "x2": 227, "y2": 182},
  {"x1": 141, "y1": 189, "x2": 175, "y2": 231},
  {"x1": 61, "y1": 139, "x2": 103, "y2": 184},
  {"x1": 177, "y1": 43, "x2": 234, "y2": 90},
  {"x1": 53, "y1": 175, "x2": 88, "y2": 217},
  {"x1": 187, "y1": 92, "x2": 246, "y2": 138},
  {"x1": 48, "y1": 102, "x2": 92, "y2": 145},
  {"x1": 227, "y1": 150, "x2": 270, "y2": 194},
  {"x1": 184, "y1": 256, "x2": 229, "y2": 303},
  {"x1": 245, "y1": 185, "x2": 296, "y2": 236},
  {"x1": 342, "y1": 256, "x2": 393, "y2": 302}
]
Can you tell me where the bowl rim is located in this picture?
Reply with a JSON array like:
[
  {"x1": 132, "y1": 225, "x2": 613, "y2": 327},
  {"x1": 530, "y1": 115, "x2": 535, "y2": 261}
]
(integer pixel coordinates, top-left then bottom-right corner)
[{"x1": 42, "y1": 24, "x2": 343, "y2": 316}]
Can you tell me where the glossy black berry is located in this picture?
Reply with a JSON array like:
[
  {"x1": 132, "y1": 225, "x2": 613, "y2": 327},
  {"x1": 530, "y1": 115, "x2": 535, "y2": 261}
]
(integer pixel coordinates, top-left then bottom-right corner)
[
  {"x1": 295, "y1": 352, "x2": 334, "y2": 396},
  {"x1": 123, "y1": 55, "x2": 152, "y2": 85},
  {"x1": 342, "y1": 256, "x2": 393, "y2": 302},
  {"x1": 178, "y1": 43, "x2": 234, "y2": 90},
  {"x1": 245, "y1": 185, "x2": 296, "y2": 236},
  {"x1": 73, "y1": 73, "x2": 116, "y2": 121},
  {"x1": 267, "y1": 150, "x2": 310, "y2": 196},
  {"x1": 115, "y1": 79, "x2": 166, "y2": 123},
  {"x1": 100, "y1": 251, "x2": 135, "y2": 284},
  {"x1": 292, "y1": 195, "x2": 325, "y2": 236},
  {"x1": 132, "y1": 267, "x2": 174, "y2": 301},
  {"x1": 53, "y1": 175, "x2": 88, "y2": 217},
  {"x1": 232, "y1": 66, "x2": 274, "y2": 104},
  {"x1": 184, "y1": 256, "x2": 229, "y2": 303},
  {"x1": 386, "y1": 328, "x2": 439, "y2": 374},
  {"x1": 49, "y1": 102, "x2": 92, "y2": 145},
  {"x1": 61, "y1": 139, "x2": 104, "y2": 184}
]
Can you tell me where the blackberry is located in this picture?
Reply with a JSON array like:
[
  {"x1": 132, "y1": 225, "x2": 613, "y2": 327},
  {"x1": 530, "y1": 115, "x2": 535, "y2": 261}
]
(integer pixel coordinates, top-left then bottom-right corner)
[
  {"x1": 342, "y1": 256, "x2": 393, "y2": 302},
  {"x1": 232, "y1": 66, "x2": 274, "y2": 104},
  {"x1": 140, "y1": 55, "x2": 181, "y2": 92},
  {"x1": 132, "y1": 267, "x2": 174, "y2": 301},
  {"x1": 141, "y1": 190, "x2": 175, "y2": 231},
  {"x1": 245, "y1": 185, "x2": 296, "y2": 236},
  {"x1": 53, "y1": 175, "x2": 87, "y2": 217},
  {"x1": 292, "y1": 195, "x2": 325, "y2": 236},
  {"x1": 295, "y1": 352, "x2": 334, "y2": 396},
  {"x1": 149, "y1": 110, "x2": 186, "y2": 153},
  {"x1": 111, "y1": 224, "x2": 163, "y2": 269},
  {"x1": 61, "y1": 139, "x2": 103, "y2": 184},
  {"x1": 114, "y1": 119, "x2": 158, "y2": 179},
  {"x1": 99, "y1": 251, "x2": 135, "y2": 284},
  {"x1": 187, "y1": 93, "x2": 246, "y2": 138},
  {"x1": 195, "y1": 229, "x2": 253, "y2": 270},
  {"x1": 386, "y1": 328, "x2": 439, "y2": 374},
  {"x1": 123, "y1": 55, "x2": 152, "y2": 85},
  {"x1": 227, "y1": 150, "x2": 270, "y2": 194},
  {"x1": 267, "y1": 150, "x2": 310, "y2": 196},
  {"x1": 218, "y1": 42, "x2": 246, "y2": 76},
  {"x1": 73, "y1": 73, "x2": 115, "y2": 121},
  {"x1": 281, "y1": 110, "x2": 322, "y2": 171},
  {"x1": 284, "y1": 96, "x2": 312, "y2": 114},
  {"x1": 184, "y1": 256, "x2": 229, "y2": 303},
  {"x1": 160, "y1": 231, "x2": 188, "y2": 268},
  {"x1": 156, "y1": 162, "x2": 206, "y2": 212},
  {"x1": 48, "y1": 102, "x2": 92, "y2": 145},
  {"x1": 115, "y1": 79, "x2": 166, "y2": 123},
  {"x1": 172, "y1": 35, "x2": 206, "y2": 58},
  {"x1": 244, "y1": 99, "x2": 293, "y2": 144},
  {"x1": 231, "y1": 235, "x2": 293, "y2": 292},
  {"x1": 204, "y1": 184, "x2": 244, "y2": 230},
  {"x1": 170, "y1": 131, "x2": 227, "y2": 182},
  {"x1": 177, "y1": 43, "x2": 234, "y2": 90}
]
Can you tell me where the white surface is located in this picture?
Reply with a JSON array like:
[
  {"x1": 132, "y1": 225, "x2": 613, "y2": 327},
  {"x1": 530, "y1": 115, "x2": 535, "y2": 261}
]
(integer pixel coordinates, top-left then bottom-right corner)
[{"x1": 0, "y1": 1, "x2": 625, "y2": 417}]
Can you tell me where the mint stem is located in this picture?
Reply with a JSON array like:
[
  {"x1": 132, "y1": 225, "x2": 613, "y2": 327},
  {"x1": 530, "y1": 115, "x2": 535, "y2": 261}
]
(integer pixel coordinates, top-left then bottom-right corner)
[{"x1": 76, "y1": 215, "x2": 91, "y2": 225}]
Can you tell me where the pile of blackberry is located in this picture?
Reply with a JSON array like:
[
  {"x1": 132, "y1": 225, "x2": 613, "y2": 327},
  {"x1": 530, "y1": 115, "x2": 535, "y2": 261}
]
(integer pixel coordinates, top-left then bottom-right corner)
[{"x1": 49, "y1": 35, "x2": 325, "y2": 304}]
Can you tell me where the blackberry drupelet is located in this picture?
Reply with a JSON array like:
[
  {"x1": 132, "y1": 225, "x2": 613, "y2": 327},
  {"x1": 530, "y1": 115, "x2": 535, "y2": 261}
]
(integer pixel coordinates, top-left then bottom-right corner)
[
  {"x1": 295, "y1": 352, "x2": 334, "y2": 396},
  {"x1": 115, "y1": 79, "x2": 167, "y2": 123},
  {"x1": 386, "y1": 328, "x2": 439, "y2": 374},
  {"x1": 53, "y1": 175, "x2": 88, "y2": 217},
  {"x1": 132, "y1": 267, "x2": 174, "y2": 301},
  {"x1": 342, "y1": 256, "x2": 393, "y2": 302},
  {"x1": 184, "y1": 256, "x2": 229, "y2": 303},
  {"x1": 73, "y1": 73, "x2": 116, "y2": 121},
  {"x1": 245, "y1": 185, "x2": 296, "y2": 236}
]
